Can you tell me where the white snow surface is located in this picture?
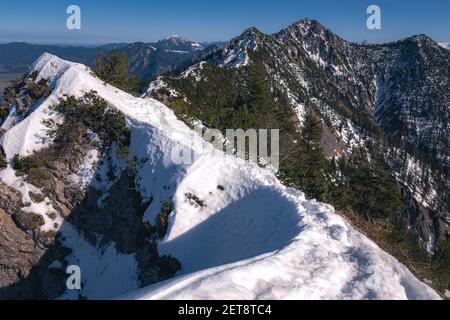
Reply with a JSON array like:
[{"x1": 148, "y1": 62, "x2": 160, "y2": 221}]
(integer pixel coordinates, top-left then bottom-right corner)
[
  {"x1": 438, "y1": 43, "x2": 449, "y2": 50},
  {"x1": 145, "y1": 78, "x2": 180, "y2": 98},
  {"x1": 0, "y1": 53, "x2": 441, "y2": 300}
]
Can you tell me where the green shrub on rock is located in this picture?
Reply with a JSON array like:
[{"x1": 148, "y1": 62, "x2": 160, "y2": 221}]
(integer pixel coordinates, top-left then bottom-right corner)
[
  {"x1": 51, "y1": 91, "x2": 130, "y2": 158},
  {"x1": 15, "y1": 211, "x2": 45, "y2": 231}
]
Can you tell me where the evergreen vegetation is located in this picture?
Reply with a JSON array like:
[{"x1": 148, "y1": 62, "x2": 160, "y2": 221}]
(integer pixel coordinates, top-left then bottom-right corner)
[
  {"x1": 12, "y1": 154, "x2": 42, "y2": 172},
  {"x1": 0, "y1": 107, "x2": 9, "y2": 121},
  {"x1": 50, "y1": 91, "x2": 130, "y2": 158},
  {"x1": 281, "y1": 115, "x2": 329, "y2": 202},
  {"x1": 164, "y1": 55, "x2": 296, "y2": 132},
  {"x1": 330, "y1": 154, "x2": 402, "y2": 221},
  {"x1": 0, "y1": 149, "x2": 7, "y2": 169},
  {"x1": 93, "y1": 49, "x2": 141, "y2": 95}
]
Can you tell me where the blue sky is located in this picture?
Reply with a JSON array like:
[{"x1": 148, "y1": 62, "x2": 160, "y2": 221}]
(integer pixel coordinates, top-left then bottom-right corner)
[{"x1": 0, "y1": 0, "x2": 448, "y2": 45}]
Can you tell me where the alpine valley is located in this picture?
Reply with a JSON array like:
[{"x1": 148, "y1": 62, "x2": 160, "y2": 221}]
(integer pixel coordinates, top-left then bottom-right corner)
[{"x1": 0, "y1": 18, "x2": 448, "y2": 300}]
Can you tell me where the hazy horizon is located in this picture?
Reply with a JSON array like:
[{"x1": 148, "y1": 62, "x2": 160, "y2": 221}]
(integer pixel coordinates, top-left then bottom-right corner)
[
  {"x1": 0, "y1": 19, "x2": 447, "y2": 48},
  {"x1": 0, "y1": 0, "x2": 448, "y2": 45}
]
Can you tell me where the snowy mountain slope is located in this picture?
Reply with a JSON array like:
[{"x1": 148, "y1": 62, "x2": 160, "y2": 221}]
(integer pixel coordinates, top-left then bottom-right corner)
[{"x1": 0, "y1": 53, "x2": 441, "y2": 300}]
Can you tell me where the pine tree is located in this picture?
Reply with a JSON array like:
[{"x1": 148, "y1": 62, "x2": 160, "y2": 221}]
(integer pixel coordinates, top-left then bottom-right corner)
[
  {"x1": 332, "y1": 149, "x2": 402, "y2": 220},
  {"x1": 247, "y1": 59, "x2": 277, "y2": 127},
  {"x1": 93, "y1": 49, "x2": 140, "y2": 94},
  {"x1": 94, "y1": 49, "x2": 128, "y2": 86},
  {"x1": 278, "y1": 114, "x2": 329, "y2": 202},
  {"x1": 298, "y1": 115, "x2": 329, "y2": 201}
]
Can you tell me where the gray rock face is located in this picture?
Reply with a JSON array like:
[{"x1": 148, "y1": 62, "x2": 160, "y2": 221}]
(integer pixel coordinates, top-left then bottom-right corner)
[
  {"x1": 0, "y1": 183, "x2": 36, "y2": 289},
  {"x1": 0, "y1": 183, "x2": 68, "y2": 299}
]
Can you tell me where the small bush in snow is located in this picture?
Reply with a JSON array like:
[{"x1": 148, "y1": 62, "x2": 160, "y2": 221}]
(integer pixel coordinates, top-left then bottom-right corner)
[
  {"x1": 12, "y1": 154, "x2": 42, "y2": 172},
  {"x1": 0, "y1": 148, "x2": 7, "y2": 169},
  {"x1": 51, "y1": 91, "x2": 131, "y2": 159}
]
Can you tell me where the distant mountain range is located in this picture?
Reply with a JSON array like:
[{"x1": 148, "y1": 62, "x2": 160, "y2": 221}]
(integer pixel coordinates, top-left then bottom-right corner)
[
  {"x1": 0, "y1": 37, "x2": 225, "y2": 80},
  {"x1": 0, "y1": 42, "x2": 97, "y2": 74},
  {"x1": 438, "y1": 42, "x2": 450, "y2": 50}
]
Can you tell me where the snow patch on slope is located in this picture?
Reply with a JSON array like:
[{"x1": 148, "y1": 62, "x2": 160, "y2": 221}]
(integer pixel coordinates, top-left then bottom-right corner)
[
  {"x1": 146, "y1": 78, "x2": 180, "y2": 98},
  {"x1": 181, "y1": 61, "x2": 206, "y2": 81},
  {"x1": 219, "y1": 29, "x2": 259, "y2": 68}
]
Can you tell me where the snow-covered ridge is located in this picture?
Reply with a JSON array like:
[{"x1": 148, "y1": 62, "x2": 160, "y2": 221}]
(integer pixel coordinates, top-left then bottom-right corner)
[
  {"x1": 438, "y1": 42, "x2": 449, "y2": 50},
  {"x1": 218, "y1": 28, "x2": 260, "y2": 68},
  {"x1": 164, "y1": 49, "x2": 191, "y2": 54},
  {"x1": 0, "y1": 53, "x2": 441, "y2": 300}
]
